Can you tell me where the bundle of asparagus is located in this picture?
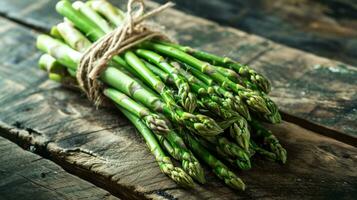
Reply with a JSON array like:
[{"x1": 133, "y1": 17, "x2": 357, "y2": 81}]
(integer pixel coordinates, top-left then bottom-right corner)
[{"x1": 36, "y1": 0, "x2": 287, "y2": 191}]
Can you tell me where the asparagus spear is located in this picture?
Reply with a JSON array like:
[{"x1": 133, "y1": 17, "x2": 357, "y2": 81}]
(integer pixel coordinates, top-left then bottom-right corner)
[
  {"x1": 135, "y1": 49, "x2": 197, "y2": 113},
  {"x1": 204, "y1": 136, "x2": 251, "y2": 170},
  {"x1": 50, "y1": 26, "x2": 63, "y2": 40},
  {"x1": 74, "y1": 0, "x2": 195, "y2": 113},
  {"x1": 39, "y1": 54, "x2": 67, "y2": 73},
  {"x1": 50, "y1": 22, "x2": 214, "y2": 181},
  {"x1": 250, "y1": 120, "x2": 287, "y2": 163},
  {"x1": 153, "y1": 40, "x2": 271, "y2": 93},
  {"x1": 124, "y1": 51, "x2": 194, "y2": 112},
  {"x1": 183, "y1": 132, "x2": 246, "y2": 190},
  {"x1": 138, "y1": 54, "x2": 239, "y2": 120},
  {"x1": 72, "y1": 1, "x2": 113, "y2": 33},
  {"x1": 119, "y1": 107, "x2": 195, "y2": 188},
  {"x1": 154, "y1": 133, "x2": 206, "y2": 184},
  {"x1": 76, "y1": 0, "x2": 279, "y2": 126},
  {"x1": 176, "y1": 60, "x2": 280, "y2": 124},
  {"x1": 104, "y1": 88, "x2": 170, "y2": 135},
  {"x1": 140, "y1": 60, "x2": 238, "y2": 121},
  {"x1": 39, "y1": 54, "x2": 76, "y2": 85},
  {"x1": 170, "y1": 61, "x2": 251, "y2": 121},
  {"x1": 142, "y1": 41, "x2": 270, "y2": 114},
  {"x1": 56, "y1": 0, "x2": 223, "y2": 136},
  {"x1": 243, "y1": 79, "x2": 281, "y2": 123},
  {"x1": 229, "y1": 117, "x2": 250, "y2": 152},
  {"x1": 216, "y1": 66, "x2": 241, "y2": 83},
  {"x1": 249, "y1": 140, "x2": 277, "y2": 161},
  {"x1": 87, "y1": 0, "x2": 125, "y2": 27},
  {"x1": 37, "y1": 0, "x2": 290, "y2": 191},
  {"x1": 142, "y1": 60, "x2": 175, "y2": 85},
  {"x1": 165, "y1": 60, "x2": 252, "y2": 150},
  {"x1": 41, "y1": 42, "x2": 206, "y2": 183}
]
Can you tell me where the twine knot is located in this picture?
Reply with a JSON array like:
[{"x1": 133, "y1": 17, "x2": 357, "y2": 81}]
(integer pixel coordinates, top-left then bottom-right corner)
[{"x1": 77, "y1": 0, "x2": 174, "y2": 106}]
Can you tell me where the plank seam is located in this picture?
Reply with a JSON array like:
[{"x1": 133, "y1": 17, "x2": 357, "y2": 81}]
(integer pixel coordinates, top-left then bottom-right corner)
[{"x1": 0, "y1": 12, "x2": 48, "y2": 33}]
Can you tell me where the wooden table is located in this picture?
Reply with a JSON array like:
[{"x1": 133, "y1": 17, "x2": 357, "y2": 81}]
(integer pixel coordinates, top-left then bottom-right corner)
[
  {"x1": 153, "y1": 0, "x2": 357, "y2": 66},
  {"x1": 0, "y1": 0, "x2": 356, "y2": 199},
  {"x1": 0, "y1": 136, "x2": 119, "y2": 200}
]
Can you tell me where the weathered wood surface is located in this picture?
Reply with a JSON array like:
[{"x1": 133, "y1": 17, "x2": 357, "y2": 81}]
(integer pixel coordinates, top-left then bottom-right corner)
[
  {"x1": 1, "y1": 99, "x2": 356, "y2": 200},
  {"x1": 0, "y1": 0, "x2": 356, "y2": 199},
  {"x1": 0, "y1": 136, "x2": 119, "y2": 200},
  {"x1": 153, "y1": 0, "x2": 357, "y2": 66},
  {"x1": 0, "y1": 0, "x2": 355, "y2": 139}
]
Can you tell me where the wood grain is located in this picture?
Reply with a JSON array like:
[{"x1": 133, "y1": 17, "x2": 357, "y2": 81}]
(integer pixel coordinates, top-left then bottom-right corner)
[
  {"x1": 0, "y1": 136, "x2": 119, "y2": 200},
  {"x1": 153, "y1": 0, "x2": 357, "y2": 66},
  {"x1": 0, "y1": 0, "x2": 355, "y2": 138},
  {"x1": 0, "y1": 15, "x2": 356, "y2": 199}
]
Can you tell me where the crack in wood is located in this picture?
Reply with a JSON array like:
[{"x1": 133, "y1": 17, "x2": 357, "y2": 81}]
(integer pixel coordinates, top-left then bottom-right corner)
[{"x1": 0, "y1": 12, "x2": 48, "y2": 33}]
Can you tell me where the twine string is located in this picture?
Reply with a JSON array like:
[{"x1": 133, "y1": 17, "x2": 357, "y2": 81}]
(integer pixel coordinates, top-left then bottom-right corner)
[{"x1": 76, "y1": 0, "x2": 174, "y2": 106}]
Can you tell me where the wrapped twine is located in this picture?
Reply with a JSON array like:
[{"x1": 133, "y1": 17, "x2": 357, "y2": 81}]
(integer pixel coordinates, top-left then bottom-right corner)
[{"x1": 76, "y1": 0, "x2": 174, "y2": 106}]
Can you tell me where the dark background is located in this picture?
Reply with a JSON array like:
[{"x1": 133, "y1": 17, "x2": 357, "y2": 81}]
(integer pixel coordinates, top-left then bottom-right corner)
[{"x1": 153, "y1": 0, "x2": 357, "y2": 66}]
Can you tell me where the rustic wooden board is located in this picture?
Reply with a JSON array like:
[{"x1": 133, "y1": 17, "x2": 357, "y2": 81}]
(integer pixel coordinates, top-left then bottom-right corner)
[
  {"x1": 0, "y1": 0, "x2": 355, "y2": 139},
  {"x1": 0, "y1": 15, "x2": 356, "y2": 200},
  {"x1": 153, "y1": 0, "x2": 357, "y2": 66},
  {"x1": 0, "y1": 136, "x2": 119, "y2": 200}
]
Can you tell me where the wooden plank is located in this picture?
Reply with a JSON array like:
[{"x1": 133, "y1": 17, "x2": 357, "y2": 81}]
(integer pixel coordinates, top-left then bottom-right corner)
[
  {"x1": 0, "y1": 0, "x2": 355, "y2": 139},
  {"x1": 0, "y1": 17, "x2": 356, "y2": 200},
  {"x1": 0, "y1": 136, "x2": 119, "y2": 200},
  {"x1": 153, "y1": 0, "x2": 357, "y2": 66}
]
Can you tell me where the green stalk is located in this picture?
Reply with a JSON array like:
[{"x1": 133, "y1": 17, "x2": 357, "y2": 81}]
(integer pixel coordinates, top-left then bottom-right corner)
[
  {"x1": 170, "y1": 60, "x2": 251, "y2": 120},
  {"x1": 39, "y1": 54, "x2": 76, "y2": 84},
  {"x1": 123, "y1": 51, "x2": 179, "y2": 109},
  {"x1": 216, "y1": 66, "x2": 241, "y2": 83},
  {"x1": 250, "y1": 140, "x2": 277, "y2": 161},
  {"x1": 143, "y1": 61, "x2": 208, "y2": 107},
  {"x1": 73, "y1": 1, "x2": 195, "y2": 113},
  {"x1": 56, "y1": 22, "x2": 92, "y2": 52},
  {"x1": 170, "y1": 61, "x2": 212, "y2": 94},
  {"x1": 50, "y1": 26, "x2": 63, "y2": 40},
  {"x1": 154, "y1": 40, "x2": 271, "y2": 93},
  {"x1": 123, "y1": 52, "x2": 222, "y2": 136},
  {"x1": 119, "y1": 107, "x2": 194, "y2": 188},
  {"x1": 139, "y1": 57, "x2": 238, "y2": 121},
  {"x1": 55, "y1": 0, "x2": 223, "y2": 136},
  {"x1": 136, "y1": 49, "x2": 197, "y2": 113},
  {"x1": 71, "y1": 1, "x2": 179, "y2": 110},
  {"x1": 181, "y1": 62, "x2": 214, "y2": 86},
  {"x1": 142, "y1": 41, "x2": 271, "y2": 115},
  {"x1": 204, "y1": 136, "x2": 251, "y2": 170},
  {"x1": 40, "y1": 51, "x2": 197, "y2": 187},
  {"x1": 37, "y1": 36, "x2": 80, "y2": 71},
  {"x1": 104, "y1": 88, "x2": 170, "y2": 135},
  {"x1": 155, "y1": 132, "x2": 206, "y2": 184},
  {"x1": 105, "y1": 66, "x2": 205, "y2": 181},
  {"x1": 197, "y1": 97, "x2": 239, "y2": 120},
  {"x1": 250, "y1": 120, "x2": 287, "y2": 163},
  {"x1": 244, "y1": 81, "x2": 281, "y2": 123},
  {"x1": 42, "y1": 36, "x2": 205, "y2": 182},
  {"x1": 197, "y1": 136, "x2": 251, "y2": 170},
  {"x1": 142, "y1": 60, "x2": 174, "y2": 85},
  {"x1": 39, "y1": 54, "x2": 67, "y2": 73},
  {"x1": 183, "y1": 132, "x2": 246, "y2": 190},
  {"x1": 229, "y1": 117, "x2": 250, "y2": 152},
  {"x1": 56, "y1": 1, "x2": 104, "y2": 41},
  {"x1": 37, "y1": 35, "x2": 167, "y2": 131},
  {"x1": 87, "y1": 0, "x2": 125, "y2": 26},
  {"x1": 152, "y1": 40, "x2": 233, "y2": 65},
  {"x1": 72, "y1": 1, "x2": 113, "y2": 33}
]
